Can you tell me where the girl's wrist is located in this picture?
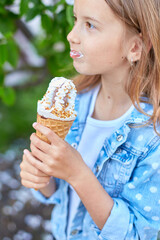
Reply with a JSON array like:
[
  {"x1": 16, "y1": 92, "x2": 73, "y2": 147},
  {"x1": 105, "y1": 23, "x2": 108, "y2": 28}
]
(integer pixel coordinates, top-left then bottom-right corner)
[
  {"x1": 39, "y1": 177, "x2": 56, "y2": 198},
  {"x1": 68, "y1": 164, "x2": 92, "y2": 191}
]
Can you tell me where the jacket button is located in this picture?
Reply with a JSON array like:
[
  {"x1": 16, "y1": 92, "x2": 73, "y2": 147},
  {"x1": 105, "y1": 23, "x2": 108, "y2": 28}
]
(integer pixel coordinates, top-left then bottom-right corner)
[
  {"x1": 71, "y1": 229, "x2": 79, "y2": 236},
  {"x1": 96, "y1": 166, "x2": 100, "y2": 173},
  {"x1": 71, "y1": 142, "x2": 78, "y2": 148},
  {"x1": 116, "y1": 135, "x2": 123, "y2": 142}
]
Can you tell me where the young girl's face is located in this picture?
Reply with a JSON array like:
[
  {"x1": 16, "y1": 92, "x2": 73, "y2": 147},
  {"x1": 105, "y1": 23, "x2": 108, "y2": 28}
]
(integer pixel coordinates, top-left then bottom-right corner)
[{"x1": 67, "y1": 0, "x2": 130, "y2": 76}]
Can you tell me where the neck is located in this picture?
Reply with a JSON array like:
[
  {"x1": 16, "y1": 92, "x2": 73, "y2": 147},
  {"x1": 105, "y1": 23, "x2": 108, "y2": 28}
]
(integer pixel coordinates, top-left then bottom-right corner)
[
  {"x1": 100, "y1": 68, "x2": 132, "y2": 108},
  {"x1": 92, "y1": 69, "x2": 133, "y2": 121}
]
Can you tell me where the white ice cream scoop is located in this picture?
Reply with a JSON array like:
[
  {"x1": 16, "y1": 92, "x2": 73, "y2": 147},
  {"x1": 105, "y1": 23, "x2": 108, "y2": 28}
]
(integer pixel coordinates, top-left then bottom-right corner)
[{"x1": 37, "y1": 77, "x2": 77, "y2": 121}]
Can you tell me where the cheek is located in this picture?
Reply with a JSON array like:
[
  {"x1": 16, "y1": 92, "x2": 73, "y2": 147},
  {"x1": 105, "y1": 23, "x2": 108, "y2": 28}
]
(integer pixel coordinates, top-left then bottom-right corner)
[
  {"x1": 86, "y1": 46, "x2": 117, "y2": 68},
  {"x1": 73, "y1": 37, "x2": 124, "y2": 75},
  {"x1": 86, "y1": 37, "x2": 121, "y2": 60},
  {"x1": 98, "y1": 40, "x2": 124, "y2": 67}
]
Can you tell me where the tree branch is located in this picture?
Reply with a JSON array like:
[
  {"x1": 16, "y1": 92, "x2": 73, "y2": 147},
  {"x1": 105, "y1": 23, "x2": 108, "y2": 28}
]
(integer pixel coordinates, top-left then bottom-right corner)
[{"x1": 15, "y1": 19, "x2": 34, "y2": 41}]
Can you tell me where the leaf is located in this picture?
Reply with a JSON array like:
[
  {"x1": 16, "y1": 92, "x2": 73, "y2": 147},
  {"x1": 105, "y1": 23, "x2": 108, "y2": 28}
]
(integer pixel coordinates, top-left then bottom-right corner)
[
  {"x1": 66, "y1": 5, "x2": 74, "y2": 26},
  {"x1": 0, "y1": 86, "x2": 16, "y2": 106},
  {"x1": 1, "y1": 0, "x2": 14, "y2": 5},
  {"x1": 7, "y1": 40, "x2": 19, "y2": 68},
  {"x1": 30, "y1": 0, "x2": 40, "y2": 4},
  {"x1": 41, "y1": 14, "x2": 53, "y2": 33},
  {"x1": 0, "y1": 5, "x2": 6, "y2": 14},
  {"x1": 0, "y1": 71, "x2": 4, "y2": 86},
  {"x1": 20, "y1": 0, "x2": 29, "y2": 16},
  {"x1": 26, "y1": 7, "x2": 39, "y2": 21},
  {"x1": 0, "y1": 43, "x2": 8, "y2": 66},
  {"x1": 0, "y1": 19, "x2": 15, "y2": 35}
]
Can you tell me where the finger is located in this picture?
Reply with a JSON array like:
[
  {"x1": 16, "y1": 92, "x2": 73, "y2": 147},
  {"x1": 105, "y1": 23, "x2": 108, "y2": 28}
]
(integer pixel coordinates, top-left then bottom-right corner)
[
  {"x1": 21, "y1": 179, "x2": 49, "y2": 190},
  {"x1": 32, "y1": 122, "x2": 62, "y2": 145},
  {"x1": 23, "y1": 149, "x2": 51, "y2": 175},
  {"x1": 30, "y1": 142, "x2": 48, "y2": 162},
  {"x1": 30, "y1": 133, "x2": 52, "y2": 154},
  {"x1": 30, "y1": 143, "x2": 56, "y2": 167},
  {"x1": 21, "y1": 154, "x2": 48, "y2": 177},
  {"x1": 20, "y1": 170, "x2": 50, "y2": 184}
]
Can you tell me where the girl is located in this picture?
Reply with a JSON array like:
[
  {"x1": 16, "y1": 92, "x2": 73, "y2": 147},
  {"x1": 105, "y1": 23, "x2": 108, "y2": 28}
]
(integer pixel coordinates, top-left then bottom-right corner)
[{"x1": 20, "y1": 0, "x2": 160, "y2": 239}]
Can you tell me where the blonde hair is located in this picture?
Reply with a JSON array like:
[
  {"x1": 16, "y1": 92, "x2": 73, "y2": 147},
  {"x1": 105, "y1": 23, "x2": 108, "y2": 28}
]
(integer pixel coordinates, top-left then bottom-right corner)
[{"x1": 73, "y1": 0, "x2": 160, "y2": 135}]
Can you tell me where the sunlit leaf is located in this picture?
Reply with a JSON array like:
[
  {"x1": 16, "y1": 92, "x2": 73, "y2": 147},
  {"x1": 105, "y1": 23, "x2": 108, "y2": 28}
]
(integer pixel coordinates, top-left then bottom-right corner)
[
  {"x1": 41, "y1": 14, "x2": 53, "y2": 33},
  {"x1": 20, "y1": 0, "x2": 29, "y2": 16},
  {"x1": 0, "y1": 86, "x2": 16, "y2": 105}
]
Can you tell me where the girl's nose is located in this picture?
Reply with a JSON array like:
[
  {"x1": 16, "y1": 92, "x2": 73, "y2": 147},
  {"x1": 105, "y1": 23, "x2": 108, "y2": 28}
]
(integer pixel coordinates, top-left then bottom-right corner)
[{"x1": 67, "y1": 26, "x2": 80, "y2": 45}]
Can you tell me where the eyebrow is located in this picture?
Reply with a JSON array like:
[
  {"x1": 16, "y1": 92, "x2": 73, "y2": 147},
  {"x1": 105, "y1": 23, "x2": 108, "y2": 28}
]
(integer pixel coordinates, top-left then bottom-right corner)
[
  {"x1": 73, "y1": 12, "x2": 102, "y2": 25},
  {"x1": 84, "y1": 16, "x2": 101, "y2": 25}
]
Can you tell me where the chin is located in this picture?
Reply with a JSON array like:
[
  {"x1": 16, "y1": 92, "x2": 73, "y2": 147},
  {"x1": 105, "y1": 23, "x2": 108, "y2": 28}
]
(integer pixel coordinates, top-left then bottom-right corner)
[{"x1": 73, "y1": 63, "x2": 97, "y2": 75}]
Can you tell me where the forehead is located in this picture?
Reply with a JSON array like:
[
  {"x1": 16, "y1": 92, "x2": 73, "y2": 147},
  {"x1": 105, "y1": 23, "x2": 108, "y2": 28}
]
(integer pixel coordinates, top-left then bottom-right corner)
[{"x1": 74, "y1": 0, "x2": 117, "y2": 23}]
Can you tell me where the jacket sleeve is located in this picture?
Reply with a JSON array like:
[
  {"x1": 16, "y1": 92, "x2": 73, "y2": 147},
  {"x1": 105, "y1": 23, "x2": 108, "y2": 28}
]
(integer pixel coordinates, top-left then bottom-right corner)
[
  {"x1": 31, "y1": 177, "x2": 61, "y2": 205},
  {"x1": 92, "y1": 143, "x2": 160, "y2": 240}
]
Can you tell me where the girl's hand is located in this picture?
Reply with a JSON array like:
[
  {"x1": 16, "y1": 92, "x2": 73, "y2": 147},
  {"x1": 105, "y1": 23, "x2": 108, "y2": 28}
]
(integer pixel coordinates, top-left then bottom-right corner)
[
  {"x1": 20, "y1": 152, "x2": 51, "y2": 190},
  {"x1": 28, "y1": 122, "x2": 88, "y2": 186}
]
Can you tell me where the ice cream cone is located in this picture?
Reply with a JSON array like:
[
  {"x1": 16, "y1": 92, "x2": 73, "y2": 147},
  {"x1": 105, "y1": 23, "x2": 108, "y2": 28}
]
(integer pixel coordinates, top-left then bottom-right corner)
[
  {"x1": 34, "y1": 77, "x2": 76, "y2": 190},
  {"x1": 36, "y1": 113, "x2": 74, "y2": 143}
]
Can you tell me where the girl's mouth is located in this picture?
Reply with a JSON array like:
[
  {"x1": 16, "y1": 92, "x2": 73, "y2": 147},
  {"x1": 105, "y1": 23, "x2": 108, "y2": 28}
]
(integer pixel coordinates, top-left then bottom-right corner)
[{"x1": 70, "y1": 50, "x2": 84, "y2": 59}]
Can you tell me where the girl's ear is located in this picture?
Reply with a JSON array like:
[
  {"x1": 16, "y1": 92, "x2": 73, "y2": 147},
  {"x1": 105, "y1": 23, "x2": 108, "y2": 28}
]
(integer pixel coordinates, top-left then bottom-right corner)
[{"x1": 127, "y1": 33, "x2": 143, "y2": 64}]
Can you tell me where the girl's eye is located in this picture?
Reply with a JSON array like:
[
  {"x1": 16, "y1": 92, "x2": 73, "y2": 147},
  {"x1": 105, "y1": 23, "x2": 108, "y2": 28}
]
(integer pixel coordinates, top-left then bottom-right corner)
[
  {"x1": 86, "y1": 22, "x2": 95, "y2": 30},
  {"x1": 72, "y1": 16, "x2": 95, "y2": 30}
]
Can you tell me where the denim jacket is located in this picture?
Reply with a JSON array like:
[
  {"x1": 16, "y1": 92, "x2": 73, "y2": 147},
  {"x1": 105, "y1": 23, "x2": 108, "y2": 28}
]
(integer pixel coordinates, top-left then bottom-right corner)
[{"x1": 32, "y1": 86, "x2": 160, "y2": 240}]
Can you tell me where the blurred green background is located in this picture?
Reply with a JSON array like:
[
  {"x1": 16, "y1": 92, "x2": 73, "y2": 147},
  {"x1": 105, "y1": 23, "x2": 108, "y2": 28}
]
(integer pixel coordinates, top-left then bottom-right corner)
[
  {"x1": 0, "y1": 0, "x2": 76, "y2": 152},
  {"x1": 0, "y1": 1, "x2": 77, "y2": 239}
]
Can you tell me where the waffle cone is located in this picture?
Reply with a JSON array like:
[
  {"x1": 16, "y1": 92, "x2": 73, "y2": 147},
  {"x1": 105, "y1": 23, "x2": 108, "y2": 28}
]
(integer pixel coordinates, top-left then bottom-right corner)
[{"x1": 36, "y1": 114, "x2": 74, "y2": 143}]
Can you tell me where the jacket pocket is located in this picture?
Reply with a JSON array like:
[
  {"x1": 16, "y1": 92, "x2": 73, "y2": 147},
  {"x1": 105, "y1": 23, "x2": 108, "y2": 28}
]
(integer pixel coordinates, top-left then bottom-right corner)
[{"x1": 98, "y1": 148, "x2": 136, "y2": 197}]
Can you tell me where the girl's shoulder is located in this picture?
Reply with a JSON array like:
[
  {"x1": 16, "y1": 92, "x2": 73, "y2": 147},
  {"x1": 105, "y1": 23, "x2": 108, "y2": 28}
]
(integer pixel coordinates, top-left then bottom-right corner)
[{"x1": 124, "y1": 101, "x2": 160, "y2": 156}]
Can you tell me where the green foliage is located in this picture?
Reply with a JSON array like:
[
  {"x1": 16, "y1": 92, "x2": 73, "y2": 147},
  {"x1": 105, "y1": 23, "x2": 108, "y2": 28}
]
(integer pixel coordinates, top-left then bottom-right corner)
[
  {"x1": 20, "y1": 0, "x2": 29, "y2": 16},
  {"x1": 0, "y1": 86, "x2": 15, "y2": 105},
  {"x1": 0, "y1": 0, "x2": 76, "y2": 151},
  {"x1": 0, "y1": 80, "x2": 47, "y2": 152}
]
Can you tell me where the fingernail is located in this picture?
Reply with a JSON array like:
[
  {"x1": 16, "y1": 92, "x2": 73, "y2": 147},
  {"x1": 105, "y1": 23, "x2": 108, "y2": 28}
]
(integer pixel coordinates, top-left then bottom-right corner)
[
  {"x1": 24, "y1": 149, "x2": 29, "y2": 155},
  {"x1": 32, "y1": 122, "x2": 38, "y2": 128}
]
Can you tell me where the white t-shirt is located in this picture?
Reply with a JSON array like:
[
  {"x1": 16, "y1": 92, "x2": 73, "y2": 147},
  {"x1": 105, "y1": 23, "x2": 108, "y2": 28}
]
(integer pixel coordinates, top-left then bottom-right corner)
[{"x1": 67, "y1": 84, "x2": 134, "y2": 236}]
